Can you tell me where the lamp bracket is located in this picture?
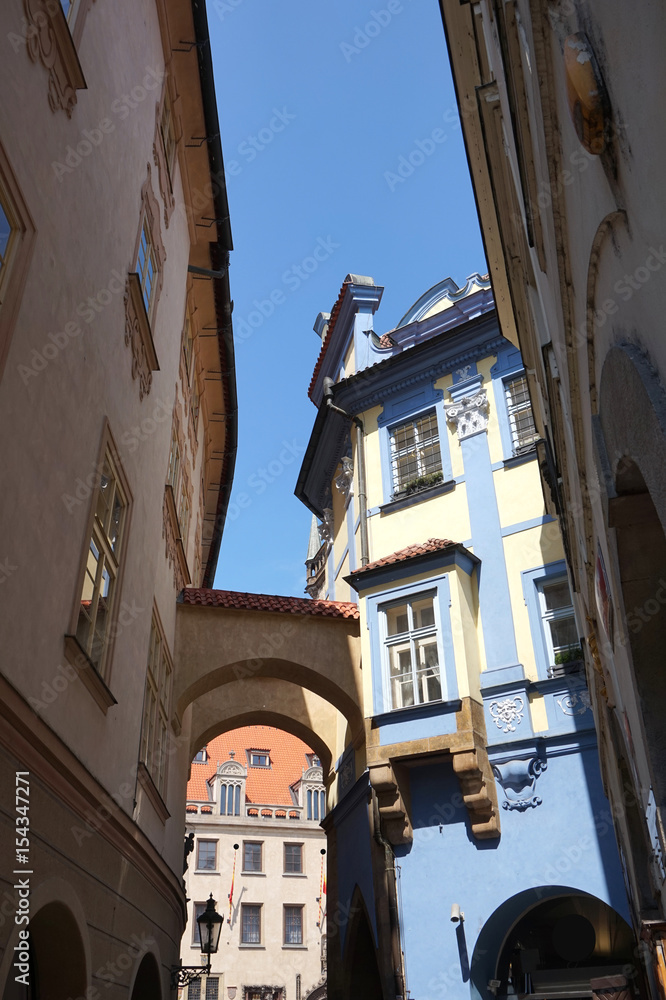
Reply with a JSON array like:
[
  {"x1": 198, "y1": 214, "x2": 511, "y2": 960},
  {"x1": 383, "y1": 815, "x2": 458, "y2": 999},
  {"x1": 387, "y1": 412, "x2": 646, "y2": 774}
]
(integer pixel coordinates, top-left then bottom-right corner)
[{"x1": 170, "y1": 961, "x2": 211, "y2": 990}]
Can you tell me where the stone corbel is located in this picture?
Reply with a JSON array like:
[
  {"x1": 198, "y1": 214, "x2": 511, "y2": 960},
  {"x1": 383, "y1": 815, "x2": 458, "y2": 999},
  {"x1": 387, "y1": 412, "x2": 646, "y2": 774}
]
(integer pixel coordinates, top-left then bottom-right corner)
[
  {"x1": 452, "y1": 749, "x2": 500, "y2": 839},
  {"x1": 318, "y1": 508, "x2": 334, "y2": 547},
  {"x1": 445, "y1": 388, "x2": 490, "y2": 440},
  {"x1": 334, "y1": 456, "x2": 354, "y2": 502},
  {"x1": 369, "y1": 763, "x2": 412, "y2": 846}
]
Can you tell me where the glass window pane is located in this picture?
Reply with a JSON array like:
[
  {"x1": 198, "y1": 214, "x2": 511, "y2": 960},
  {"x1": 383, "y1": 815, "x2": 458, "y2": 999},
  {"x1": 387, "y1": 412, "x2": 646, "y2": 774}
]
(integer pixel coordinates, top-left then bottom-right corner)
[
  {"x1": 549, "y1": 615, "x2": 578, "y2": 652},
  {"x1": 0, "y1": 202, "x2": 11, "y2": 265},
  {"x1": 386, "y1": 604, "x2": 409, "y2": 636},
  {"x1": 197, "y1": 840, "x2": 216, "y2": 870},
  {"x1": 205, "y1": 979, "x2": 219, "y2": 1000},
  {"x1": 412, "y1": 597, "x2": 435, "y2": 629},
  {"x1": 542, "y1": 581, "x2": 573, "y2": 612},
  {"x1": 235, "y1": 784, "x2": 241, "y2": 816},
  {"x1": 242, "y1": 905, "x2": 261, "y2": 944},
  {"x1": 285, "y1": 844, "x2": 302, "y2": 872},
  {"x1": 285, "y1": 906, "x2": 303, "y2": 945},
  {"x1": 192, "y1": 902, "x2": 206, "y2": 946},
  {"x1": 243, "y1": 842, "x2": 261, "y2": 871},
  {"x1": 219, "y1": 784, "x2": 226, "y2": 815}
]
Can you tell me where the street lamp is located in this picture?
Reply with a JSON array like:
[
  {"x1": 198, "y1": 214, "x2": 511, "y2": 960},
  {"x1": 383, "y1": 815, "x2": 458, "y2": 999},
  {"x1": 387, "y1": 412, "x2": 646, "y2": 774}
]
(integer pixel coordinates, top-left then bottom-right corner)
[{"x1": 171, "y1": 894, "x2": 224, "y2": 989}]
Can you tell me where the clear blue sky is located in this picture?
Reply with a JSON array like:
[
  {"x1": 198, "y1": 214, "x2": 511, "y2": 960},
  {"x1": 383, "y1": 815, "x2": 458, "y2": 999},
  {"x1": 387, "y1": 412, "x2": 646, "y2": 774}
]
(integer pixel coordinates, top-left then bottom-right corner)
[{"x1": 209, "y1": 0, "x2": 486, "y2": 597}]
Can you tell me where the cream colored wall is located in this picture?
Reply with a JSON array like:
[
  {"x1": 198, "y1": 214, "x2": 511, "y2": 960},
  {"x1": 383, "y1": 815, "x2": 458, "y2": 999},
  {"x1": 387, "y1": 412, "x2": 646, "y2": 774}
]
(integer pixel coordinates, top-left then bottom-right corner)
[{"x1": 184, "y1": 818, "x2": 326, "y2": 995}]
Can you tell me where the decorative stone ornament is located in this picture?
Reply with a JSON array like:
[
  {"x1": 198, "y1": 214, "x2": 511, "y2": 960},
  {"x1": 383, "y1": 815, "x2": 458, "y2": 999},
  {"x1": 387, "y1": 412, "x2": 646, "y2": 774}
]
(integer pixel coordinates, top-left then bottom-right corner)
[
  {"x1": 23, "y1": 0, "x2": 86, "y2": 118},
  {"x1": 489, "y1": 694, "x2": 524, "y2": 733},
  {"x1": 493, "y1": 757, "x2": 548, "y2": 811},
  {"x1": 445, "y1": 387, "x2": 490, "y2": 440},
  {"x1": 318, "y1": 508, "x2": 334, "y2": 546},
  {"x1": 564, "y1": 33, "x2": 611, "y2": 155},
  {"x1": 557, "y1": 689, "x2": 592, "y2": 716},
  {"x1": 334, "y1": 455, "x2": 354, "y2": 501}
]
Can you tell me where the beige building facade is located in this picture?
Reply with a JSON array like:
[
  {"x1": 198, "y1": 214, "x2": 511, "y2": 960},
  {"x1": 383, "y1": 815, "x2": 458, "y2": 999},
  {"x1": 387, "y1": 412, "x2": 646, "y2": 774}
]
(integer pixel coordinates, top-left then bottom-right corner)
[
  {"x1": 0, "y1": 0, "x2": 236, "y2": 996},
  {"x1": 181, "y1": 728, "x2": 327, "y2": 1000},
  {"x1": 438, "y1": 0, "x2": 666, "y2": 990}
]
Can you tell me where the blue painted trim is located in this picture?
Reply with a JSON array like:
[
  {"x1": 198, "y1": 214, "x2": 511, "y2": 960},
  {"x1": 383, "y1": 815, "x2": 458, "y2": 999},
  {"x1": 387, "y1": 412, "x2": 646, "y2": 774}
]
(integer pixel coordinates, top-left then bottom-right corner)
[
  {"x1": 480, "y1": 663, "x2": 525, "y2": 690},
  {"x1": 376, "y1": 699, "x2": 462, "y2": 746},
  {"x1": 378, "y1": 478, "x2": 456, "y2": 516},
  {"x1": 490, "y1": 452, "x2": 537, "y2": 472},
  {"x1": 334, "y1": 545, "x2": 349, "y2": 581},
  {"x1": 347, "y1": 495, "x2": 357, "y2": 573},
  {"x1": 347, "y1": 545, "x2": 478, "y2": 593},
  {"x1": 326, "y1": 545, "x2": 335, "y2": 601},
  {"x1": 490, "y1": 342, "x2": 528, "y2": 461},
  {"x1": 521, "y1": 560, "x2": 569, "y2": 680},
  {"x1": 501, "y1": 515, "x2": 556, "y2": 538},
  {"x1": 366, "y1": 572, "x2": 458, "y2": 716},
  {"x1": 448, "y1": 372, "x2": 483, "y2": 403},
  {"x1": 460, "y1": 428, "x2": 518, "y2": 669},
  {"x1": 377, "y1": 382, "x2": 452, "y2": 505},
  {"x1": 452, "y1": 361, "x2": 478, "y2": 385}
]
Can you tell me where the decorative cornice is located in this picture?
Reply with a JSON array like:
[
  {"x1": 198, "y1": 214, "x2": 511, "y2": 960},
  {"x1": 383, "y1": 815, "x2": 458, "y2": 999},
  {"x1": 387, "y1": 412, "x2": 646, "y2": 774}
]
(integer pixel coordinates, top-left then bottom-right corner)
[
  {"x1": 445, "y1": 387, "x2": 490, "y2": 440},
  {"x1": 24, "y1": 0, "x2": 86, "y2": 118},
  {"x1": 124, "y1": 273, "x2": 160, "y2": 399}
]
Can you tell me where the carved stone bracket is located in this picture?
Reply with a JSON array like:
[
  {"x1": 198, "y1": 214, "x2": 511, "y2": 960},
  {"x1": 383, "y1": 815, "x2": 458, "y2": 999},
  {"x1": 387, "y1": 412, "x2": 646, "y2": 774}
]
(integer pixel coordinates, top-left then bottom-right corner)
[
  {"x1": 493, "y1": 757, "x2": 547, "y2": 811},
  {"x1": 334, "y1": 456, "x2": 354, "y2": 502},
  {"x1": 124, "y1": 273, "x2": 159, "y2": 400},
  {"x1": 452, "y1": 749, "x2": 500, "y2": 839},
  {"x1": 24, "y1": 0, "x2": 86, "y2": 118},
  {"x1": 369, "y1": 763, "x2": 412, "y2": 846},
  {"x1": 445, "y1": 387, "x2": 490, "y2": 440},
  {"x1": 318, "y1": 508, "x2": 334, "y2": 548}
]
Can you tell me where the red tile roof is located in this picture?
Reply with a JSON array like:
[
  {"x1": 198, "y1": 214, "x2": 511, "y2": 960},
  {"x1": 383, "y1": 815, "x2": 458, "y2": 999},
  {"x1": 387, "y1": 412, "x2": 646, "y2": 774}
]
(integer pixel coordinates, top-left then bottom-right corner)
[
  {"x1": 308, "y1": 278, "x2": 350, "y2": 401},
  {"x1": 351, "y1": 538, "x2": 456, "y2": 576},
  {"x1": 181, "y1": 588, "x2": 358, "y2": 619},
  {"x1": 187, "y1": 725, "x2": 316, "y2": 807}
]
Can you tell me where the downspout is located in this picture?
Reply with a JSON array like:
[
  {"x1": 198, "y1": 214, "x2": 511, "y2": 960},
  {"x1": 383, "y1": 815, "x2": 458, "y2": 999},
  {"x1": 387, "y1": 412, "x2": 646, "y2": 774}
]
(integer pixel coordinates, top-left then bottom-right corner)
[
  {"x1": 372, "y1": 790, "x2": 408, "y2": 999},
  {"x1": 322, "y1": 377, "x2": 369, "y2": 567}
]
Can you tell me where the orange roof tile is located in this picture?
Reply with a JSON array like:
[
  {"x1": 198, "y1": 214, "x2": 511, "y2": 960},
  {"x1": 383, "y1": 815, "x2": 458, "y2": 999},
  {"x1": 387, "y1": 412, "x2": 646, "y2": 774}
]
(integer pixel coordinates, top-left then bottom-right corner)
[
  {"x1": 308, "y1": 278, "x2": 350, "y2": 402},
  {"x1": 181, "y1": 588, "x2": 358, "y2": 619},
  {"x1": 351, "y1": 538, "x2": 456, "y2": 575},
  {"x1": 187, "y1": 726, "x2": 316, "y2": 808}
]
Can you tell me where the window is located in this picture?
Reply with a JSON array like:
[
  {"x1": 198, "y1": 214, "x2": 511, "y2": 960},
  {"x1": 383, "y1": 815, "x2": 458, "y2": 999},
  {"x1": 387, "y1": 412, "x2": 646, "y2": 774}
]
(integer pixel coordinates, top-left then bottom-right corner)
[
  {"x1": 182, "y1": 312, "x2": 194, "y2": 382},
  {"x1": 196, "y1": 840, "x2": 217, "y2": 871},
  {"x1": 191, "y1": 372, "x2": 201, "y2": 427},
  {"x1": 205, "y1": 979, "x2": 219, "y2": 1000},
  {"x1": 220, "y1": 783, "x2": 241, "y2": 816},
  {"x1": 192, "y1": 902, "x2": 206, "y2": 946},
  {"x1": 193, "y1": 747, "x2": 207, "y2": 763},
  {"x1": 382, "y1": 592, "x2": 441, "y2": 710},
  {"x1": 188, "y1": 983, "x2": 201, "y2": 1000},
  {"x1": 241, "y1": 904, "x2": 261, "y2": 944},
  {"x1": 135, "y1": 216, "x2": 158, "y2": 317},
  {"x1": 284, "y1": 905, "x2": 304, "y2": 946},
  {"x1": 249, "y1": 752, "x2": 270, "y2": 768},
  {"x1": 167, "y1": 429, "x2": 180, "y2": 492},
  {"x1": 284, "y1": 843, "x2": 303, "y2": 873},
  {"x1": 178, "y1": 481, "x2": 190, "y2": 545},
  {"x1": 538, "y1": 576, "x2": 579, "y2": 667},
  {"x1": 160, "y1": 91, "x2": 177, "y2": 184},
  {"x1": 0, "y1": 191, "x2": 16, "y2": 296},
  {"x1": 504, "y1": 374, "x2": 539, "y2": 454},
  {"x1": 243, "y1": 842, "x2": 262, "y2": 872},
  {"x1": 140, "y1": 613, "x2": 174, "y2": 795},
  {"x1": 389, "y1": 410, "x2": 442, "y2": 495},
  {"x1": 76, "y1": 451, "x2": 128, "y2": 676}
]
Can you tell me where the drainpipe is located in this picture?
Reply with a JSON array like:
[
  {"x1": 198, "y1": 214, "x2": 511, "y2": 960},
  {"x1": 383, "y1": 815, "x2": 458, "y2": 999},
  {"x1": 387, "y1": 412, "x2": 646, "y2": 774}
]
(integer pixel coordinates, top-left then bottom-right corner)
[{"x1": 322, "y1": 377, "x2": 369, "y2": 567}]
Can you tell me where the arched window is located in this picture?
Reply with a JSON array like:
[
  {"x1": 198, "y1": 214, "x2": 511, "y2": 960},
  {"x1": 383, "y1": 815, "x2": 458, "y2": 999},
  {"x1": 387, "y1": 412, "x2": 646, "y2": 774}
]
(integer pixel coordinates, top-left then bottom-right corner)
[
  {"x1": 313, "y1": 789, "x2": 319, "y2": 821},
  {"x1": 220, "y1": 784, "x2": 226, "y2": 815},
  {"x1": 307, "y1": 789, "x2": 312, "y2": 820},
  {"x1": 320, "y1": 790, "x2": 326, "y2": 818},
  {"x1": 235, "y1": 784, "x2": 241, "y2": 816},
  {"x1": 227, "y1": 784, "x2": 234, "y2": 815}
]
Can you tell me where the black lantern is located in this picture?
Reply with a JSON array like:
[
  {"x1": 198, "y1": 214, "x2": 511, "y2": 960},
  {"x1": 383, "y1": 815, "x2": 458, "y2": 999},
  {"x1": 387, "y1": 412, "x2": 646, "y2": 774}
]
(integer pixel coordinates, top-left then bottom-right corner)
[
  {"x1": 170, "y1": 894, "x2": 224, "y2": 989},
  {"x1": 198, "y1": 894, "x2": 224, "y2": 956}
]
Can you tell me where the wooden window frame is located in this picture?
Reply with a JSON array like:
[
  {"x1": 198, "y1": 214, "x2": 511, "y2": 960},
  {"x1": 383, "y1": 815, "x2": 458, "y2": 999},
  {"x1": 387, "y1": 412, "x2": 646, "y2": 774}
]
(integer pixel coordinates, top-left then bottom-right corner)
[
  {"x1": 139, "y1": 605, "x2": 174, "y2": 805},
  {"x1": 0, "y1": 143, "x2": 36, "y2": 384}
]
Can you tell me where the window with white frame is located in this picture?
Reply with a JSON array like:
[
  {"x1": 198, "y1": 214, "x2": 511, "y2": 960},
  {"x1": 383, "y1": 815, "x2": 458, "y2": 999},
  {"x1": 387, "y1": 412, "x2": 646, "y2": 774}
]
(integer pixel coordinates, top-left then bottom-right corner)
[
  {"x1": 243, "y1": 841, "x2": 262, "y2": 872},
  {"x1": 140, "y1": 613, "x2": 173, "y2": 795},
  {"x1": 76, "y1": 451, "x2": 128, "y2": 677},
  {"x1": 537, "y1": 576, "x2": 579, "y2": 667},
  {"x1": 306, "y1": 789, "x2": 326, "y2": 821},
  {"x1": 196, "y1": 839, "x2": 217, "y2": 871},
  {"x1": 241, "y1": 904, "x2": 261, "y2": 944},
  {"x1": 192, "y1": 901, "x2": 207, "y2": 947},
  {"x1": 389, "y1": 409, "x2": 442, "y2": 495},
  {"x1": 220, "y1": 782, "x2": 241, "y2": 816},
  {"x1": 382, "y1": 591, "x2": 442, "y2": 709},
  {"x1": 284, "y1": 905, "x2": 304, "y2": 945},
  {"x1": 284, "y1": 843, "x2": 303, "y2": 873},
  {"x1": 135, "y1": 216, "x2": 158, "y2": 317},
  {"x1": 504, "y1": 374, "x2": 539, "y2": 454}
]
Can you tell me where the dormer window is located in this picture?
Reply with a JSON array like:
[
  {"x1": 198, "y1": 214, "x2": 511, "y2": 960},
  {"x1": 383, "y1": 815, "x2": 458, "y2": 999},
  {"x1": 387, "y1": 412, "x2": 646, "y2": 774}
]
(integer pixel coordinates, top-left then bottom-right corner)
[
  {"x1": 248, "y1": 751, "x2": 270, "y2": 768},
  {"x1": 193, "y1": 747, "x2": 207, "y2": 763}
]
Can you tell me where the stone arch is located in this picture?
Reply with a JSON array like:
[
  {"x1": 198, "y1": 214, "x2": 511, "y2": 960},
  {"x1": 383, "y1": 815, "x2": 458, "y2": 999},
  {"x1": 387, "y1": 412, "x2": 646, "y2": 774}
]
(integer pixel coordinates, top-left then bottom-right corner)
[
  {"x1": 193, "y1": 705, "x2": 334, "y2": 777},
  {"x1": 129, "y1": 951, "x2": 162, "y2": 1000},
  {"x1": 1, "y1": 900, "x2": 88, "y2": 1000},
  {"x1": 470, "y1": 888, "x2": 636, "y2": 1000}
]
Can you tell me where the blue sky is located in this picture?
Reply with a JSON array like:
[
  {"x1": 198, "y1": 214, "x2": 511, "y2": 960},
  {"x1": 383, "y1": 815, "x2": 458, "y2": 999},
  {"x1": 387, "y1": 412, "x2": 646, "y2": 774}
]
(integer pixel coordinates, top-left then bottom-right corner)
[{"x1": 209, "y1": 0, "x2": 486, "y2": 597}]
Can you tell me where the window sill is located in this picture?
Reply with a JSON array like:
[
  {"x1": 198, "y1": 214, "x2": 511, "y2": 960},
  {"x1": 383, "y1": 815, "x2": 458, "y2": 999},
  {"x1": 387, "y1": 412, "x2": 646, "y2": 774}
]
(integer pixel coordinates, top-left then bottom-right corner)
[
  {"x1": 241, "y1": 871, "x2": 266, "y2": 876},
  {"x1": 379, "y1": 479, "x2": 455, "y2": 515},
  {"x1": 282, "y1": 945, "x2": 308, "y2": 950},
  {"x1": 63, "y1": 634, "x2": 117, "y2": 714},
  {"x1": 503, "y1": 449, "x2": 537, "y2": 469},
  {"x1": 137, "y1": 761, "x2": 170, "y2": 824},
  {"x1": 239, "y1": 944, "x2": 265, "y2": 950},
  {"x1": 193, "y1": 869, "x2": 220, "y2": 875},
  {"x1": 282, "y1": 872, "x2": 307, "y2": 878},
  {"x1": 372, "y1": 698, "x2": 462, "y2": 728}
]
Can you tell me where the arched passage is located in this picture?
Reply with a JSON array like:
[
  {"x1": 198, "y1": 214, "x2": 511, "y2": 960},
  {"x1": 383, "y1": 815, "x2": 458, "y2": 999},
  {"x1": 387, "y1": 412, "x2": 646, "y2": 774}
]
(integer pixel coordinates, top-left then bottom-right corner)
[
  {"x1": 471, "y1": 889, "x2": 638, "y2": 1000},
  {"x1": 130, "y1": 951, "x2": 162, "y2": 1000},
  {"x1": 343, "y1": 890, "x2": 384, "y2": 1000},
  {"x1": 1, "y1": 902, "x2": 87, "y2": 1000}
]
